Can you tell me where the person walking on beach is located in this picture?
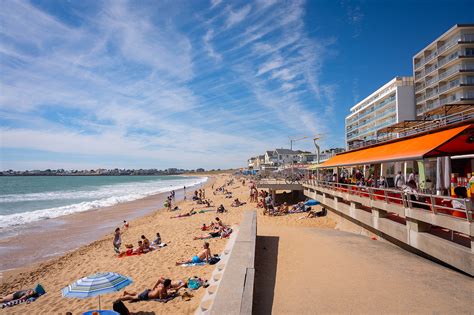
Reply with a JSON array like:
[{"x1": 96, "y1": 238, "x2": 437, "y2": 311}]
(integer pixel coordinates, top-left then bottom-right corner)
[
  {"x1": 113, "y1": 227, "x2": 122, "y2": 255},
  {"x1": 184, "y1": 186, "x2": 186, "y2": 200}
]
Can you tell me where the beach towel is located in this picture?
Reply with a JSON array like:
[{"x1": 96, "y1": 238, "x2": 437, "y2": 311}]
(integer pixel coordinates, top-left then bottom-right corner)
[
  {"x1": 198, "y1": 210, "x2": 214, "y2": 213},
  {"x1": 181, "y1": 261, "x2": 207, "y2": 267},
  {"x1": 149, "y1": 293, "x2": 178, "y2": 303},
  {"x1": 181, "y1": 256, "x2": 220, "y2": 266},
  {"x1": 118, "y1": 251, "x2": 142, "y2": 258},
  {"x1": 130, "y1": 293, "x2": 178, "y2": 303},
  {"x1": 1, "y1": 296, "x2": 40, "y2": 309}
]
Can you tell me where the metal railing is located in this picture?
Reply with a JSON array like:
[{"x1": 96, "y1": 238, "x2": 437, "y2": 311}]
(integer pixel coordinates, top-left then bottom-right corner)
[{"x1": 303, "y1": 180, "x2": 473, "y2": 222}]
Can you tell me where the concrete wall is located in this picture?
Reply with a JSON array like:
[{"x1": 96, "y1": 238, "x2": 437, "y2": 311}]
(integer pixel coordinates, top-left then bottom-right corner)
[
  {"x1": 396, "y1": 85, "x2": 416, "y2": 122},
  {"x1": 304, "y1": 185, "x2": 473, "y2": 275},
  {"x1": 197, "y1": 210, "x2": 257, "y2": 315}
]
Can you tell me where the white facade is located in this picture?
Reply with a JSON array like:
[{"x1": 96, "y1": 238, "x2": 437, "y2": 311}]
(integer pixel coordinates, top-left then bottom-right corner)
[
  {"x1": 413, "y1": 24, "x2": 474, "y2": 118},
  {"x1": 264, "y1": 151, "x2": 278, "y2": 165},
  {"x1": 345, "y1": 77, "x2": 415, "y2": 150}
]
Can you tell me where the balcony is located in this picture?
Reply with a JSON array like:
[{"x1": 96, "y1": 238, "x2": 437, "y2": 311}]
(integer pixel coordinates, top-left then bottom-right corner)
[
  {"x1": 414, "y1": 35, "x2": 472, "y2": 69},
  {"x1": 424, "y1": 51, "x2": 437, "y2": 63},
  {"x1": 416, "y1": 95, "x2": 425, "y2": 103}
]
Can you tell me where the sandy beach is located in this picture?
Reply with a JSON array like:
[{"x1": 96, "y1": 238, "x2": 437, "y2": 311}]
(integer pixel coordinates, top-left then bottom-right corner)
[{"x1": 0, "y1": 173, "x2": 336, "y2": 314}]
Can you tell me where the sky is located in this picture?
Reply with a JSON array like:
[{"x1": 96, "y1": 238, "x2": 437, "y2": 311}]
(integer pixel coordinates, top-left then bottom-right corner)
[{"x1": 0, "y1": 0, "x2": 473, "y2": 170}]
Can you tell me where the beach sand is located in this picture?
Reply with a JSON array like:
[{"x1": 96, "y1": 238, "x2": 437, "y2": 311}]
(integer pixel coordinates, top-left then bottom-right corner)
[{"x1": 0, "y1": 173, "x2": 336, "y2": 314}]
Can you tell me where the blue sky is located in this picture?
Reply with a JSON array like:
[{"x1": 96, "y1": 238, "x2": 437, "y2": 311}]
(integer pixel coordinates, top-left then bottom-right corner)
[{"x1": 0, "y1": 0, "x2": 473, "y2": 170}]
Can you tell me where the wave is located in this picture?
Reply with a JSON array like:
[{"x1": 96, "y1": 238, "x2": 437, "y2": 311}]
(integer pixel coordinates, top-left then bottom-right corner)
[{"x1": 0, "y1": 176, "x2": 207, "y2": 229}]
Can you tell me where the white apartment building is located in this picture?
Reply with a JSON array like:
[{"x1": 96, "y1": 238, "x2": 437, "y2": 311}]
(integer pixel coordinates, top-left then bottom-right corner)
[
  {"x1": 345, "y1": 77, "x2": 415, "y2": 150},
  {"x1": 414, "y1": 24, "x2": 474, "y2": 118}
]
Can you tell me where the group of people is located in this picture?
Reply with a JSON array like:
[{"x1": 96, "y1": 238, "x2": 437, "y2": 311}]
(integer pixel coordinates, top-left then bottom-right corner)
[
  {"x1": 249, "y1": 183, "x2": 259, "y2": 202},
  {"x1": 195, "y1": 217, "x2": 232, "y2": 240},
  {"x1": 114, "y1": 229, "x2": 164, "y2": 256},
  {"x1": 164, "y1": 191, "x2": 176, "y2": 211}
]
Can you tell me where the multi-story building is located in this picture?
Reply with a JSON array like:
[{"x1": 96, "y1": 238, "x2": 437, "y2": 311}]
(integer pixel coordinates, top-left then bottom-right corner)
[
  {"x1": 345, "y1": 76, "x2": 415, "y2": 150},
  {"x1": 414, "y1": 24, "x2": 474, "y2": 118}
]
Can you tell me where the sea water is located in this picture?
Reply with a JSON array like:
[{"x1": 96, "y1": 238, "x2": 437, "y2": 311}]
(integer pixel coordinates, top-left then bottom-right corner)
[{"x1": 0, "y1": 175, "x2": 206, "y2": 229}]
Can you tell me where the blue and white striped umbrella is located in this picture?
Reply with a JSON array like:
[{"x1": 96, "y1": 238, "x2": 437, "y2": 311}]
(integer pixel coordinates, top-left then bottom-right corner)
[{"x1": 62, "y1": 272, "x2": 132, "y2": 309}]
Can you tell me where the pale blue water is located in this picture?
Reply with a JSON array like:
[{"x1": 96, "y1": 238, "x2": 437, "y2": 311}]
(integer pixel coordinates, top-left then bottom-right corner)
[{"x1": 0, "y1": 175, "x2": 206, "y2": 229}]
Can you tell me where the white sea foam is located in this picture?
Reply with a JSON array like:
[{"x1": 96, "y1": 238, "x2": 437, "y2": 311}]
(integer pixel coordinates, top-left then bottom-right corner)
[{"x1": 0, "y1": 176, "x2": 207, "y2": 229}]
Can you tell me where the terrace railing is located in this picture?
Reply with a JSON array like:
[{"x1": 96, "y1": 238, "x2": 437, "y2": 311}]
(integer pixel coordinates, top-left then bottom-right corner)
[{"x1": 303, "y1": 180, "x2": 472, "y2": 222}]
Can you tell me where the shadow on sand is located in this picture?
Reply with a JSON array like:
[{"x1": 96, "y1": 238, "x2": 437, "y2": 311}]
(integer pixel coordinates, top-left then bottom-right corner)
[{"x1": 252, "y1": 235, "x2": 279, "y2": 315}]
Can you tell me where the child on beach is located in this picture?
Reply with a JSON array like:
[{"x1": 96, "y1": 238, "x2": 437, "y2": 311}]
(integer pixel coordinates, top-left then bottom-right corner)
[
  {"x1": 176, "y1": 242, "x2": 211, "y2": 265},
  {"x1": 123, "y1": 220, "x2": 129, "y2": 229},
  {"x1": 113, "y1": 228, "x2": 122, "y2": 254}
]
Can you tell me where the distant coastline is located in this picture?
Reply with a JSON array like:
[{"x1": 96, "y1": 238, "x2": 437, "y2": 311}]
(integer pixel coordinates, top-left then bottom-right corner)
[{"x1": 0, "y1": 168, "x2": 232, "y2": 176}]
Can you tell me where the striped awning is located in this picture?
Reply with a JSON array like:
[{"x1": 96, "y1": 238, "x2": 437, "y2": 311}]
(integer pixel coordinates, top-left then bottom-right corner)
[{"x1": 62, "y1": 272, "x2": 132, "y2": 298}]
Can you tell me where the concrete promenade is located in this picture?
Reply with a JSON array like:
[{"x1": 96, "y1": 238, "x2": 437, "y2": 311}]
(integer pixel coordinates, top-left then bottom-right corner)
[{"x1": 253, "y1": 225, "x2": 473, "y2": 314}]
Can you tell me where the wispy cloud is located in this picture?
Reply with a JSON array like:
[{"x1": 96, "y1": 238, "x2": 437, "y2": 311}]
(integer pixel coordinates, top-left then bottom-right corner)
[
  {"x1": 225, "y1": 4, "x2": 252, "y2": 29},
  {"x1": 1, "y1": 0, "x2": 340, "y2": 170},
  {"x1": 210, "y1": 0, "x2": 223, "y2": 9},
  {"x1": 203, "y1": 29, "x2": 222, "y2": 62}
]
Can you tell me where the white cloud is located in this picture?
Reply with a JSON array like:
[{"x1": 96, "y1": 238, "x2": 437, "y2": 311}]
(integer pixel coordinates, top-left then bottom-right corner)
[
  {"x1": 210, "y1": 0, "x2": 223, "y2": 9},
  {"x1": 203, "y1": 29, "x2": 222, "y2": 62},
  {"x1": 225, "y1": 5, "x2": 252, "y2": 29},
  {"x1": 256, "y1": 58, "x2": 283, "y2": 76}
]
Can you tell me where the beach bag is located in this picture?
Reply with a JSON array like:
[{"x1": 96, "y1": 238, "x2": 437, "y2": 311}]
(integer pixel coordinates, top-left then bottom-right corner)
[
  {"x1": 187, "y1": 277, "x2": 202, "y2": 290},
  {"x1": 34, "y1": 283, "x2": 46, "y2": 296},
  {"x1": 113, "y1": 300, "x2": 130, "y2": 315},
  {"x1": 209, "y1": 257, "x2": 220, "y2": 265}
]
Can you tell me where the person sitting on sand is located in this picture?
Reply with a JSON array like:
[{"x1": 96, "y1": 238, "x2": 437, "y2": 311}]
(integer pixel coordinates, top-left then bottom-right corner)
[
  {"x1": 176, "y1": 242, "x2": 211, "y2": 265},
  {"x1": 277, "y1": 202, "x2": 289, "y2": 215},
  {"x1": 119, "y1": 279, "x2": 172, "y2": 302},
  {"x1": 231, "y1": 198, "x2": 246, "y2": 207},
  {"x1": 216, "y1": 204, "x2": 226, "y2": 213},
  {"x1": 152, "y1": 233, "x2": 161, "y2": 245},
  {"x1": 209, "y1": 217, "x2": 225, "y2": 229},
  {"x1": 123, "y1": 220, "x2": 129, "y2": 229},
  {"x1": 0, "y1": 289, "x2": 37, "y2": 303},
  {"x1": 141, "y1": 235, "x2": 150, "y2": 252},
  {"x1": 133, "y1": 241, "x2": 144, "y2": 254}
]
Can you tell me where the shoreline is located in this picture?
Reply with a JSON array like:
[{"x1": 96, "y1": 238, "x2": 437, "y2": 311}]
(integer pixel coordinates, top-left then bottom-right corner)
[{"x1": 0, "y1": 176, "x2": 211, "y2": 273}]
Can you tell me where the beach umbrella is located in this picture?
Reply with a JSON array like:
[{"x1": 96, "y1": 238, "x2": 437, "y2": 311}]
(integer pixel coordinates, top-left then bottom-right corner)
[
  {"x1": 304, "y1": 199, "x2": 320, "y2": 206},
  {"x1": 62, "y1": 272, "x2": 132, "y2": 310}
]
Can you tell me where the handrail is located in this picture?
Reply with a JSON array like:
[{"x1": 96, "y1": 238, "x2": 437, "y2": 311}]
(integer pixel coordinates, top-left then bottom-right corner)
[{"x1": 303, "y1": 180, "x2": 472, "y2": 222}]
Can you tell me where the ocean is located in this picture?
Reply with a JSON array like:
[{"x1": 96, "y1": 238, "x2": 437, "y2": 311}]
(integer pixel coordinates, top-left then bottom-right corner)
[{"x1": 0, "y1": 175, "x2": 207, "y2": 230}]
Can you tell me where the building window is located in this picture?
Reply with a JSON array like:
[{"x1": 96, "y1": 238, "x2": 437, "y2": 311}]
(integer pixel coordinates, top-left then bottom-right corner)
[{"x1": 466, "y1": 48, "x2": 474, "y2": 56}]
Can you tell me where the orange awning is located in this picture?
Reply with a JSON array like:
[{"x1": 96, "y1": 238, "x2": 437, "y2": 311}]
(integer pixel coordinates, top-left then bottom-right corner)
[{"x1": 320, "y1": 124, "x2": 473, "y2": 168}]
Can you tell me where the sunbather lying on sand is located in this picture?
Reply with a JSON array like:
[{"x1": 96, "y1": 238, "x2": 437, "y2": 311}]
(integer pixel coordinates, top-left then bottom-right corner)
[
  {"x1": 171, "y1": 208, "x2": 196, "y2": 218},
  {"x1": 155, "y1": 277, "x2": 187, "y2": 291},
  {"x1": 193, "y1": 227, "x2": 232, "y2": 240},
  {"x1": 1, "y1": 289, "x2": 37, "y2": 303},
  {"x1": 119, "y1": 278, "x2": 171, "y2": 301},
  {"x1": 231, "y1": 198, "x2": 246, "y2": 207},
  {"x1": 176, "y1": 242, "x2": 211, "y2": 265}
]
